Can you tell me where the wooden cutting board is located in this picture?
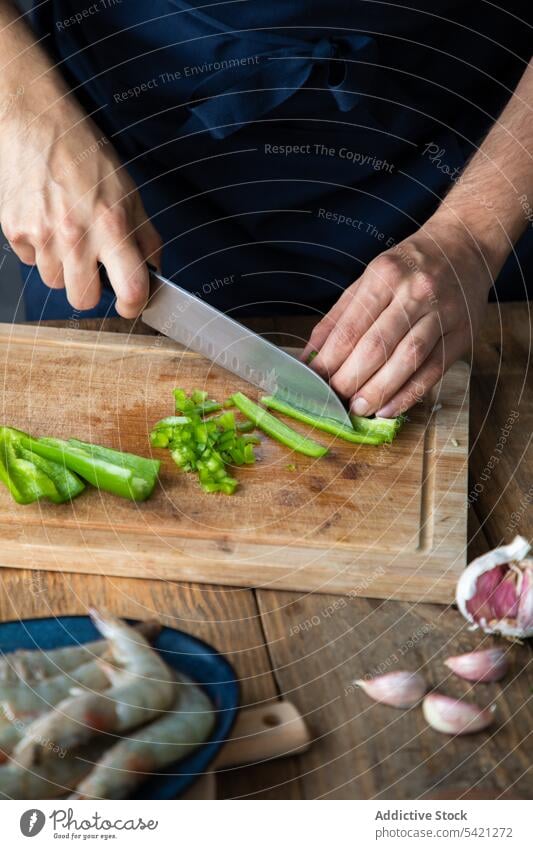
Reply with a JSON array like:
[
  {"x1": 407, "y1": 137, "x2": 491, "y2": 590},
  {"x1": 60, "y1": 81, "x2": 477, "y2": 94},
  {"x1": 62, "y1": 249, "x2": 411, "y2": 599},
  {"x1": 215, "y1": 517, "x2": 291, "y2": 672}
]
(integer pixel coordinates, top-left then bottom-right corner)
[{"x1": 0, "y1": 323, "x2": 469, "y2": 603}]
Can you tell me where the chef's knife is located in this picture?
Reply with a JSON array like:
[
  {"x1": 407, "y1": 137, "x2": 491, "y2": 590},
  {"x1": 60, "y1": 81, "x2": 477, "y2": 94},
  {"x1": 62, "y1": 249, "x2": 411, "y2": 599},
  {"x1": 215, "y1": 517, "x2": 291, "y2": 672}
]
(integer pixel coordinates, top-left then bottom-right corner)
[{"x1": 141, "y1": 266, "x2": 352, "y2": 428}]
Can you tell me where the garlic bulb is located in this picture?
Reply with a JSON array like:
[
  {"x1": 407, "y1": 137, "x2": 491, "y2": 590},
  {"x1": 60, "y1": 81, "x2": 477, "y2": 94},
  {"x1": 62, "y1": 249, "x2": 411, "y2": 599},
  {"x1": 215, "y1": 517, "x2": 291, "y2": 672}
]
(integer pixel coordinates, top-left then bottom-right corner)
[
  {"x1": 423, "y1": 693, "x2": 495, "y2": 735},
  {"x1": 456, "y1": 536, "x2": 533, "y2": 638},
  {"x1": 444, "y1": 648, "x2": 509, "y2": 682},
  {"x1": 355, "y1": 670, "x2": 427, "y2": 708}
]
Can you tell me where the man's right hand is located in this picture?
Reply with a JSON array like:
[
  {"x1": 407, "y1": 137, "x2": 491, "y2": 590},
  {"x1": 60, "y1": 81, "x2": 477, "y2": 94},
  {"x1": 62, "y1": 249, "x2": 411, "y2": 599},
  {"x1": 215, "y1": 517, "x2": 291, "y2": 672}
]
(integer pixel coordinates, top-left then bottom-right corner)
[{"x1": 0, "y1": 3, "x2": 161, "y2": 317}]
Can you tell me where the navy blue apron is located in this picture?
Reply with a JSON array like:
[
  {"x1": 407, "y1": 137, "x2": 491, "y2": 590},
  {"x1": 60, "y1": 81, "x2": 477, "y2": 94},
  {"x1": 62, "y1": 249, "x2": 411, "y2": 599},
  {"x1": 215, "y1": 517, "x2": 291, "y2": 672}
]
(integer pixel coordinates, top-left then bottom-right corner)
[{"x1": 26, "y1": 1, "x2": 532, "y2": 320}]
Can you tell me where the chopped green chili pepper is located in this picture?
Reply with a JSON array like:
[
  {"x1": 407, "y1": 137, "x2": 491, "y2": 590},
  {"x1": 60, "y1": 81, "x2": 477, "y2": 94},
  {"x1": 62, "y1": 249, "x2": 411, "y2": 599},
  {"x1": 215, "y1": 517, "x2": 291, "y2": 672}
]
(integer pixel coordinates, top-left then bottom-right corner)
[
  {"x1": 236, "y1": 420, "x2": 254, "y2": 433},
  {"x1": 21, "y1": 437, "x2": 159, "y2": 502},
  {"x1": 151, "y1": 389, "x2": 258, "y2": 494},
  {"x1": 349, "y1": 413, "x2": 405, "y2": 443},
  {"x1": 260, "y1": 396, "x2": 385, "y2": 445},
  {"x1": 173, "y1": 388, "x2": 221, "y2": 417},
  {"x1": 0, "y1": 427, "x2": 85, "y2": 504},
  {"x1": 231, "y1": 393, "x2": 328, "y2": 458},
  {"x1": 306, "y1": 350, "x2": 319, "y2": 364}
]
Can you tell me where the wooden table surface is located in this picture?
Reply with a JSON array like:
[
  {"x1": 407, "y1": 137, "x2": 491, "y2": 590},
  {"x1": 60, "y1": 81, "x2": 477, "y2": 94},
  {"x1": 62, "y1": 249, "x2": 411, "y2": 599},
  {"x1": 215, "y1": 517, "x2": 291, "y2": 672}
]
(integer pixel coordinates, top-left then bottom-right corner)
[{"x1": 0, "y1": 302, "x2": 531, "y2": 800}]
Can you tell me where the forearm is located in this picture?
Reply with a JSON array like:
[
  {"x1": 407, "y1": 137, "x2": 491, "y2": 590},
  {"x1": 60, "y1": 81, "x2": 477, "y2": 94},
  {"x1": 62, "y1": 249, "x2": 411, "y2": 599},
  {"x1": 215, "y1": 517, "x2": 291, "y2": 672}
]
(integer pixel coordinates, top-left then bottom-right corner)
[
  {"x1": 0, "y1": 1, "x2": 74, "y2": 127},
  {"x1": 429, "y1": 60, "x2": 533, "y2": 278}
]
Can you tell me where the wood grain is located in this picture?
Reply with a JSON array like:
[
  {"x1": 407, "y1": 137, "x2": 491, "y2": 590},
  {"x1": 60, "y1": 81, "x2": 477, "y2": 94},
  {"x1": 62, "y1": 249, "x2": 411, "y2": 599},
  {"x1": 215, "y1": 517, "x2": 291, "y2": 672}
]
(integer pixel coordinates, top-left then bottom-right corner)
[
  {"x1": 255, "y1": 302, "x2": 532, "y2": 800},
  {"x1": 0, "y1": 322, "x2": 469, "y2": 602},
  {"x1": 256, "y1": 588, "x2": 532, "y2": 799},
  {"x1": 0, "y1": 305, "x2": 529, "y2": 800}
]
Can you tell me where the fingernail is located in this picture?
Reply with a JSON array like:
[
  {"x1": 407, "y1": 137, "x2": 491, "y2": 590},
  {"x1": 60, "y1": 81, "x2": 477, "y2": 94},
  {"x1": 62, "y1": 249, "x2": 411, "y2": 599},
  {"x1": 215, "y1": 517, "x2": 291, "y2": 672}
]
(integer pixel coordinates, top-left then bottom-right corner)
[
  {"x1": 376, "y1": 404, "x2": 395, "y2": 418},
  {"x1": 352, "y1": 397, "x2": 370, "y2": 416}
]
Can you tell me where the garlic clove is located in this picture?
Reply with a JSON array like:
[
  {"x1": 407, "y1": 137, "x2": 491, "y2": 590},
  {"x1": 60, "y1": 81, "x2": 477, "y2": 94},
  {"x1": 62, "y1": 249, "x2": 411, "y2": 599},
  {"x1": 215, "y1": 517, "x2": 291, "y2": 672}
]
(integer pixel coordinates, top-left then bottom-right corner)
[
  {"x1": 456, "y1": 536, "x2": 533, "y2": 638},
  {"x1": 422, "y1": 693, "x2": 495, "y2": 735},
  {"x1": 444, "y1": 648, "x2": 509, "y2": 683},
  {"x1": 518, "y1": 565, "x2": 533, "y2": 632},
  {"x1": 355, "y1": 670, "x2": 427, "y2": 708}
]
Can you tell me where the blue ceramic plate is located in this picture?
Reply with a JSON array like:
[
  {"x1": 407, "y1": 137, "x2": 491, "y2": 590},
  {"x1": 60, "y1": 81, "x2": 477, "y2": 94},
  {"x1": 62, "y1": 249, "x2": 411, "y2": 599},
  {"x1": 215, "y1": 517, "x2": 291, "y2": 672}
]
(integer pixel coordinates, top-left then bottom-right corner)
[{"x1": 0, "y1": 615, "x2": 240, "y2": 799}]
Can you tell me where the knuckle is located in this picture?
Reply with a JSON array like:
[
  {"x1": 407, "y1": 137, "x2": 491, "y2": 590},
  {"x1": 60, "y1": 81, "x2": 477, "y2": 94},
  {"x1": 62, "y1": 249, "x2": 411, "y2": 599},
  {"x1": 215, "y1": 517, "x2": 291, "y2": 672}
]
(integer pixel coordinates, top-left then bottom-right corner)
[
  {"x1": 312, "y1": 317, "x2": 335, "y2": 339},
  {"x1": 400, "y1": 338, "x2": 424, "y2": 369},
  {"x1": 98, "y1": 204, "x2": 128, "y2": 239},
  {"x1": 369, "y1": 253, "x2": 401, "y2": 281},
  {"x1": 119, "y1": 276, "x2": 147, "y2": 307},
  {"x1": 362, "y1": 330, "x2": 387, "y2": 358},
  {"x1": 2, "y1": 221, "x2": 18, "y2": 243},
  {"x1": 59, "y1": 217, "x2": 85, "y2": 248},
  {"x1": 412, "y1": 271, "x2": 438, "y2": 302},
  {"x1": 332, "y1": 319, "x2": 357, "y2": 348},
  {"x1": 330, "y1": 372, "x2": 351, "y2": 398},
  {"x1": 409, "y1": 334, "x2": 428, "y2": 360},
  {"x1": 29, "y1": 227, "x2": 52, "y2": 249}
]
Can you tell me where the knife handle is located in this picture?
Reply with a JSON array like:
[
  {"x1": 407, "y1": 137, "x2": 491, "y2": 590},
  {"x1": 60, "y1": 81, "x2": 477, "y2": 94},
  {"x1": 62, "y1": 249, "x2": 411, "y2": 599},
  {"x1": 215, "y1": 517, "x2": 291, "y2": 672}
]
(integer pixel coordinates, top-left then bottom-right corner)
[{"x1": 98, "y1": 261, "x2": 157, "y2": 292}]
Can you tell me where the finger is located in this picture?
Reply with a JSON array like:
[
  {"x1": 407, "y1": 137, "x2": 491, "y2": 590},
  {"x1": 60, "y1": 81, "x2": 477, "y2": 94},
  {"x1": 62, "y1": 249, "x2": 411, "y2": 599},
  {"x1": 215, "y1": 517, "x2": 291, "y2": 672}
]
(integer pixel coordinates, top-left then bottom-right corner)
[
  {"x1": 63, "y1": 253, "x2": 101, "y2": 311},
  {"x1": 300, "y1": 286, "x2": 355, "y2": 362},
  {"x1": 330, "y1": 299, "x2": 428, "y2": 398},
  {"x1": 375, "y1": 330, "x2": 467, "y2": 417},
  {"x1": 311, "y1": 263, "x2": 395, "y2": 380},
  {"x1": 99, "y1": 240, "x2": 149, "y2": 318},
  {"x1": 349, "y1": 312, "x2": 445, "y2": 415},
  {"x1": 6, "y1": 238, "x2": 36, "y2": 266},
  {"x1": 35, "y1": 249, "x2": 64, "y2": 290},
  {"x1": 135, "y1": 216, "x2": 163, "y2": 271}
]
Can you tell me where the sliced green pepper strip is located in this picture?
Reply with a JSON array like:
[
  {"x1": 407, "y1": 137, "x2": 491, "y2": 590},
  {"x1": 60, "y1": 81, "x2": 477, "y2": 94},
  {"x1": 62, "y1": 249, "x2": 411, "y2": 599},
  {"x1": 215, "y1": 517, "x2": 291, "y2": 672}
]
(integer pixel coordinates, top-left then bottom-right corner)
[
  {"x1": 0, "y1": 434, "x2": 57, "y2": 504},
  {"x1": 18, "y1": 446, "x2": 85, "y2": 502},
  {"x1": 260, "y1": 396, "x2": 384, "y2": 445},
  {"x1": 0, "y1": 427, "x2": 85, "y2": 504},
  {"x1": 231, "y1": 393, "x2": 328, "y2": 458},
  {"x1": 21, "y1": 437, "x2": 159, "y2": 502},
  {"x1": 67, "y1": 439, "x2": 160, "y2": 483}
]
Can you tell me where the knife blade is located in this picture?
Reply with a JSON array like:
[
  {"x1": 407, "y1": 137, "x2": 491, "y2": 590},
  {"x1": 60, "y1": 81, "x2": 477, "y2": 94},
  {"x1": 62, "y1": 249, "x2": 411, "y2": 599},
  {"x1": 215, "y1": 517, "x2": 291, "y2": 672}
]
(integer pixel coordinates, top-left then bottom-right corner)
[{"x1": 141, "y1": 267, "x2": 352, "y2": 428}]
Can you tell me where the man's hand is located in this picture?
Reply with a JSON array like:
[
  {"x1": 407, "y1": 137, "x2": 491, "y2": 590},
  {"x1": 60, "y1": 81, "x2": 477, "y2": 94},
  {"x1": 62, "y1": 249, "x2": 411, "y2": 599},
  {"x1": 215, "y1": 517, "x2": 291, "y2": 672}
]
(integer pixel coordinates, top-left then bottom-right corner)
[
  {"x1": 0, "y1": 2, "x2": 161, "y2": 318},
  {"x1": 302, "y1": 215, "x2": 492, "y2": 417},
  {"x1": 304, "y1": 58, "x2": 533, "y2": 417}
]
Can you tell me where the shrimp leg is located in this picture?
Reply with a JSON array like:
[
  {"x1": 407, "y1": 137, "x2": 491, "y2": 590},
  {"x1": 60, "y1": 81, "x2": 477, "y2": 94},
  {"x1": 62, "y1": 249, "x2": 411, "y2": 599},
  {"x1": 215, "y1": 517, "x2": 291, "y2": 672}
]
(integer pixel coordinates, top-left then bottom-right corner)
[
  {"x1": 14, "y1": 610, "x2": 174, "y2": 765},
  {"x1": 73, "y1": 676, "x2": 214, "y2": 799}
]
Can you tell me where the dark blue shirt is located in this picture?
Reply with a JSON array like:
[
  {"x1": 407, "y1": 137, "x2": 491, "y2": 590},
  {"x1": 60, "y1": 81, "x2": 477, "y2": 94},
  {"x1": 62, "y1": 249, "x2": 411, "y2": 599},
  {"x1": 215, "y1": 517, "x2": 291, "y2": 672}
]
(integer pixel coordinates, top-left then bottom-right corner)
[{"x1": 26, "y1": 1, "x2": 532, "y2": 319}]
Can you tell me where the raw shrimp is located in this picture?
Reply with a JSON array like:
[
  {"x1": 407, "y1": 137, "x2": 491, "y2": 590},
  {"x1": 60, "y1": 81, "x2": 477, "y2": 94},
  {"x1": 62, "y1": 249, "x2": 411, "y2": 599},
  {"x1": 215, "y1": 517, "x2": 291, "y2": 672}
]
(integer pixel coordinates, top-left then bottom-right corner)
[
  {"x1": 0, "y1": 640, "x2": 108, "y2": 684},
  {"x1": 0, "y1": 620, "x2": 159, "y2": 683},
  {"x1": 0, "y1": 723, "x2": 23, "y2": 763},
  {"x1": 1, "y1": 658, "x2": 113, "y2": 723},
  {"x1": 73, "y1": 675, "x2": 214, "y2": 799},
  {"x1": 14, "y1": 610, "x2": 174, "y2": 765},
  {"x1": 0, "y1": 743, "x2": 109, "y2": 799}
]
